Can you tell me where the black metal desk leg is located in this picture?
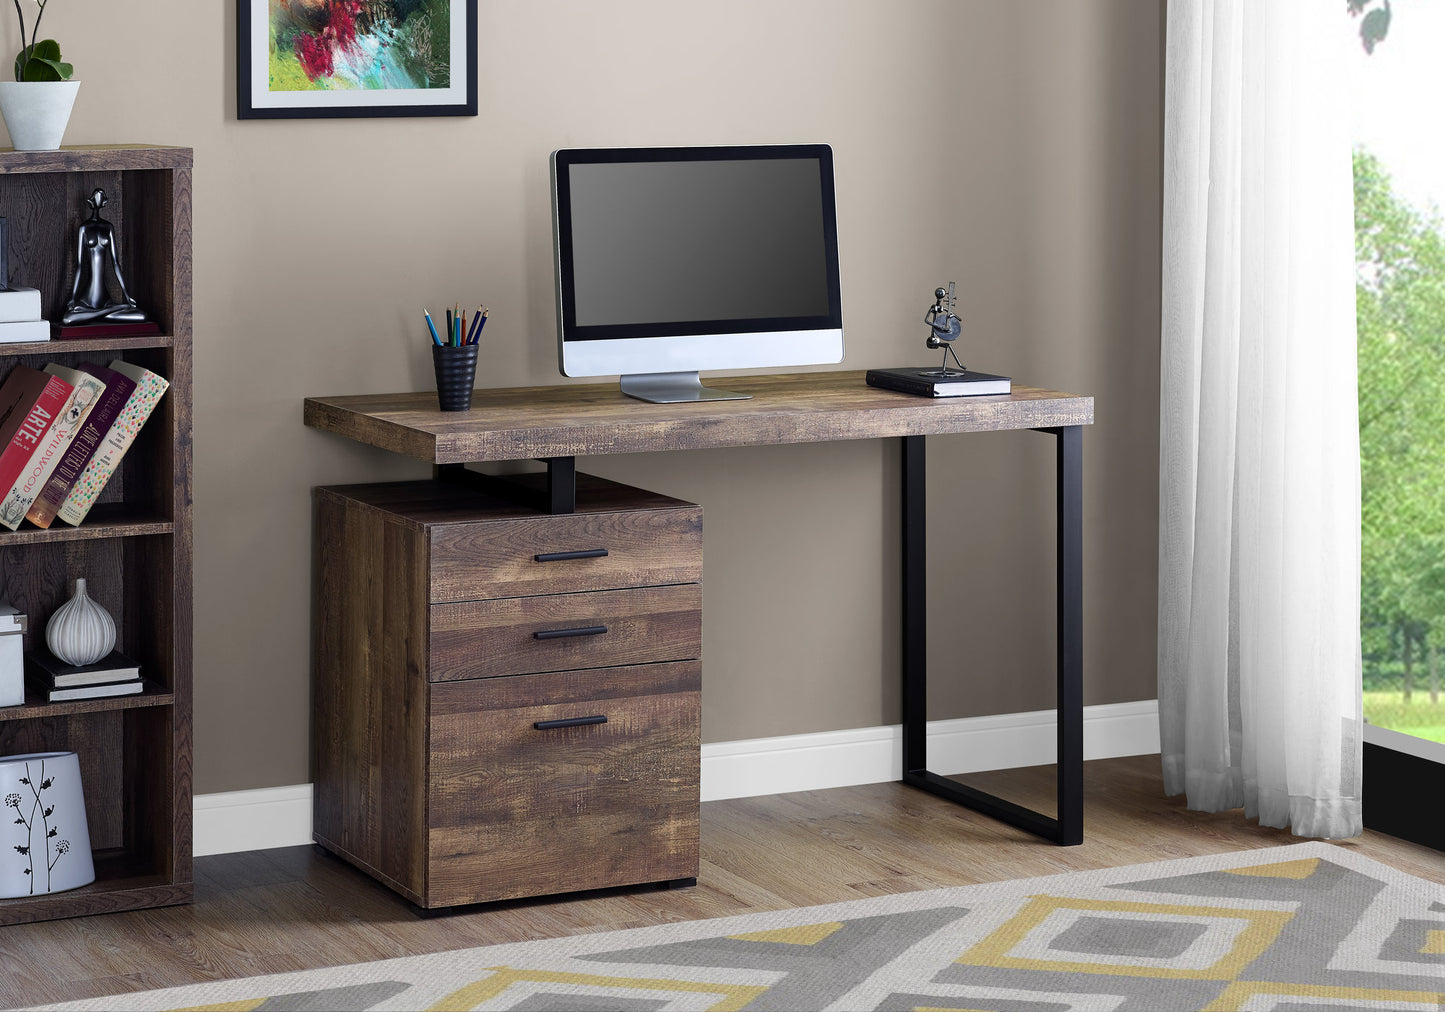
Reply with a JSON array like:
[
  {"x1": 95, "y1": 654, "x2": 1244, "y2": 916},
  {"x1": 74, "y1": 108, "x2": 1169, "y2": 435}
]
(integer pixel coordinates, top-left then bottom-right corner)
[
  {"x1": 902, "y1": 435, "x2": 927, "y2": 775},
  {"x1": 899, "y1": 427, "x2": 1084, "y2": 846},
  {"x1": 1056, "y1": 424, "x2": 1084, "y2": 845}
]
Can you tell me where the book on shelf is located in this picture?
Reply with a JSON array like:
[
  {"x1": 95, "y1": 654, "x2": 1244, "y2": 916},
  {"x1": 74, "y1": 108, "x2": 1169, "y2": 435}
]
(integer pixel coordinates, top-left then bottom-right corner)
[
  {"x1": 865, "y1": 367, "x2": 1012, "y2": 398},
  {"x1": 25, "y1": 672, "x2": 145, "y2": 703},
  {"x1": 57, "y1": 360, "x2": 169, "y2": 527},
  {"x1": 26, "y1": 646, "x2": 141, "y2": 688},
  {"x1": 25, "y1": 363, "x2": 136, "y2": 529},
  {"x1": 54, "y1": 321, "x2": 161, "y2": 340},
  {"x1": 0, "y1": 365, "x2": 72, "y2": 499},
  {"x1": 0, "y1": 320, "x2": 50, "y2": 344},
  {"x1": 0, "y1": 287, "x2": 41, "y2": 325},
  {"x1": 0, "y1": 365, "x2": 106, "y2": 530}
]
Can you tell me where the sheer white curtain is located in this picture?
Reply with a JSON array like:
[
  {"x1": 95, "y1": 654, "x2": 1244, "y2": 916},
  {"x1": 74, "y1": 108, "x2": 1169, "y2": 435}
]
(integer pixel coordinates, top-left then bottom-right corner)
[{"x1": 1159, "y1": 0, "x2": 1362, "y2": 839}]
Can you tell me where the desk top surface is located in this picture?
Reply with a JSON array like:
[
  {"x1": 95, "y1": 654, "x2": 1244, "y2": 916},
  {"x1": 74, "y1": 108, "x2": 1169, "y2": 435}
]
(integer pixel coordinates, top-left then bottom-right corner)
[{"x1": 303, "y1": 370, "x2": 1093, "y2": 465}]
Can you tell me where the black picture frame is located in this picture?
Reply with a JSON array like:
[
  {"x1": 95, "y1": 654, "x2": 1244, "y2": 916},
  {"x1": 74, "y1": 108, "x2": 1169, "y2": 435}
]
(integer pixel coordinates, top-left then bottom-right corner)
[{"x1": 237, "y1": 0, "x2": 478, "y2": 120}]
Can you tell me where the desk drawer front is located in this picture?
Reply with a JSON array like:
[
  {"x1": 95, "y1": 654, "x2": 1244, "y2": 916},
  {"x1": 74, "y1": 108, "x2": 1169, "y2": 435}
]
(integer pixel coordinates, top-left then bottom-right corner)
[
  {"x1": 427, "y1": 662, "x2": 700, "y2": 906},
  {"x1": 429, "y1": 584, "x2": 702, "y2": 681},
  {"x1": 429, "y1": 506, "x2": 702, "y2": 602}
]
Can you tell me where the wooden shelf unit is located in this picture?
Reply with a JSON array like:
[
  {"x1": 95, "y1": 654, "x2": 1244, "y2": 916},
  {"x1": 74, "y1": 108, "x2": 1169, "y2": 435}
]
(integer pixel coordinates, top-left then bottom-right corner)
[{"x1": 0, "y1": 145, "x2": 192, "y2": 925}]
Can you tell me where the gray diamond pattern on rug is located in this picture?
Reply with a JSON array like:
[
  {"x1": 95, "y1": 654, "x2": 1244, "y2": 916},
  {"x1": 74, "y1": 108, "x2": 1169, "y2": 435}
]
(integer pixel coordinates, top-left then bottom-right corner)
[{"x1": 31, "y1": 842, "x2": 1445, "y2": 1012}]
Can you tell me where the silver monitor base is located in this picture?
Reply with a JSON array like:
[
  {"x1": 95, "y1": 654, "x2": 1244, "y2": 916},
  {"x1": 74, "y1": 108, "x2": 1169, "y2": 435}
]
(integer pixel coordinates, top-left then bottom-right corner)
[{"x1": 619, "y1": 371, "x2": 752, "y2": 404}]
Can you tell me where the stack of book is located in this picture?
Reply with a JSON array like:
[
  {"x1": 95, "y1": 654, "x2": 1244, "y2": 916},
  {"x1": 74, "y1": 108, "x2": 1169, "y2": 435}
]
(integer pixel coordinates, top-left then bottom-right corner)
[
  {"x1": 0, "y1": 359, "x2": 169, "y2": 530},
  {"x1": 25, "y1": 647, "x2": 143, "y2": 702},
  {"x1": 0, "y1": 286, "x2": 49, "y2": 344}
]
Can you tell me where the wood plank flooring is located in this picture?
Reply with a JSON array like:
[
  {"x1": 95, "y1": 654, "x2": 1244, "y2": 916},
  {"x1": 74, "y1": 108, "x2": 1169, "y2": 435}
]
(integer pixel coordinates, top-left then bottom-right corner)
[{"x1": 1, "y1": 755, "x2": 1442, "y2": 1008}]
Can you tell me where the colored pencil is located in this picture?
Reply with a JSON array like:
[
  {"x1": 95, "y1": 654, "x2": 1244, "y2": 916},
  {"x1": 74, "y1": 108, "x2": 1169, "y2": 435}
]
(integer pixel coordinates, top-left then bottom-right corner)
[{"x1": 424, "y1": 310, "x2": 443, "y2": 346}]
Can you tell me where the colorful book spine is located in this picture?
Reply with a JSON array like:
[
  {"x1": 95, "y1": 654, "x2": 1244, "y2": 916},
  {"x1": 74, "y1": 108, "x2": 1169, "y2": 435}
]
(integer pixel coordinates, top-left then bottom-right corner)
[
  {"x1": 0, "y1": 367, "x2": 72, "y2": 499},
  {"x1": 56, "y1": 361, "x2": 169, "y2": 527},
  {"x1": 0, "y1": 366, "x2": 106, "y2": 530},
  {"x1": 25, "y1": 363, "x2": 136, "y2": 529}
]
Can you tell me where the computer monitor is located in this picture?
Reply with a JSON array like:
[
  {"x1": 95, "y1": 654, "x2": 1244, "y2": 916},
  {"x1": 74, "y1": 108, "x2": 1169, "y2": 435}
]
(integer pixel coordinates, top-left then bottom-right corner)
[{"x1": 551, "y1": 143, "x2": 844, "y2": 403}]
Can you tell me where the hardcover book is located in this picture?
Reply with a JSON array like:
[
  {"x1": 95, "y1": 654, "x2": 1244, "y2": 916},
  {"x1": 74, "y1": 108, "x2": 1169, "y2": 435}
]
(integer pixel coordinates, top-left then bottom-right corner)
[
  {"x1": 0, "y1": 365, "x2": 106, "y2": 530},
  {"x1": 24, "y1": 670, "x2": 145, "y2": 702},
  {"x1": 0, "y1": 365, "x2": 71, "y2": 498},
  {"x1": 0, "y1": 320, "x2": 50, "y2": 344},
  {"x1": 0, "y1": 287, "x2": 42, "y2": 325},
  {"x1": 25, "y1": 363, "x2": 136, "y2": 529},
  {"x1": 865, "y1": 367, "x2": 1012, "y2": 398},
  {"x1": 26, "y1": 647, "x2": 141, "y2": 688},
  {"x1": 56, "y1": 360, "x2": 169, "y2": 527}
]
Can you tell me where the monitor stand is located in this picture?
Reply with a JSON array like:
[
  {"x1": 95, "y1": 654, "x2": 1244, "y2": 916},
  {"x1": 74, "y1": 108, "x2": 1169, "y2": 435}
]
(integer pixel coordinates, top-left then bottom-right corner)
[{"x1": 619, "y1": 371, "x2": 752, "y2": 404}]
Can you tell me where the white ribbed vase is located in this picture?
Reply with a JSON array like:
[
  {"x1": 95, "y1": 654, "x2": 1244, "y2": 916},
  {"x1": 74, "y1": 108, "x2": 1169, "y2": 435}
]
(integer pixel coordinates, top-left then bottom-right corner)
[{"x1": 46, "y1": 579, "x2": 115, "y2": 666}]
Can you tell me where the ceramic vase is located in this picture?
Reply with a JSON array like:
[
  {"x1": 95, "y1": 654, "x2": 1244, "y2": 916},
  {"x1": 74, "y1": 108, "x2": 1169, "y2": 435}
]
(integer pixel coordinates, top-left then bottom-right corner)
[
  {"x1": 46, "y1": 578, "x2": 115, "y2": 666},
  {"x1": 0, "y1": 81, "x2": 80, "y2": 151},
  {"x1": 0, "y1": 751, "x2": 94, "y2": 898}
]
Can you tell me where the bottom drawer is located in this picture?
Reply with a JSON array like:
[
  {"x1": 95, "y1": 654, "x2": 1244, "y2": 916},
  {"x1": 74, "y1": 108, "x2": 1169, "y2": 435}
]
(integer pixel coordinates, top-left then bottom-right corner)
[{"x1": 426, "y1": 661, "x2": 700, "y2": 907}]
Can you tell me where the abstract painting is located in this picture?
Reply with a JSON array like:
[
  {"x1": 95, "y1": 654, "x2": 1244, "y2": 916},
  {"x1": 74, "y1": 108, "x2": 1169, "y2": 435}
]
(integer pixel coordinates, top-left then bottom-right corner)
[{"x1": 238, "y1": 0, "x2": 477, "y2": 119}]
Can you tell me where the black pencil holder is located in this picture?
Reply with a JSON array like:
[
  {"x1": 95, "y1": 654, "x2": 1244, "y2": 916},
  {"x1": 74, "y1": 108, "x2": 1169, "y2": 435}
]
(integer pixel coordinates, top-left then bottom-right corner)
[{"x1": 432, "y1": 344, "x2": 479, "y2": 412}]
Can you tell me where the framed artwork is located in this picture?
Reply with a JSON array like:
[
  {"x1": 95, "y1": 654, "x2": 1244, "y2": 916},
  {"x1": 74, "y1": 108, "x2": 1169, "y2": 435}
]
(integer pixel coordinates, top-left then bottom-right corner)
[{"x1": 238, "y1": 0, "x2": 477, "y2": 119}]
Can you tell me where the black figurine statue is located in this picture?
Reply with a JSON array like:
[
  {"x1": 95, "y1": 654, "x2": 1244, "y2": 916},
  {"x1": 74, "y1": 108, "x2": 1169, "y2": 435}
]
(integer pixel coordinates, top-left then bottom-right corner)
[
  {"x1": 62, "y1": 189, "x2": 148, "y2": 327},
  {"x1": 921, "y1": 282, "x2": 966, "y2": 376}
]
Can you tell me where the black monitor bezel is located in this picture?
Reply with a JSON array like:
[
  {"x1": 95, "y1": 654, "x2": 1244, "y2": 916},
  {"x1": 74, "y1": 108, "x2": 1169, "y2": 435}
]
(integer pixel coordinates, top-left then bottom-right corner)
[{"x1": 552, "y1": 143, "x2": 843, "y2": 343}]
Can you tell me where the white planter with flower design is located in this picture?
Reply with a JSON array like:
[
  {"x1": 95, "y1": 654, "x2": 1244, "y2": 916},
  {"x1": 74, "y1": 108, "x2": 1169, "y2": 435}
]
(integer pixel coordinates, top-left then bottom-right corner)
[{"x1": 0, "y1": 751, "x2": 93, "y2": 898}]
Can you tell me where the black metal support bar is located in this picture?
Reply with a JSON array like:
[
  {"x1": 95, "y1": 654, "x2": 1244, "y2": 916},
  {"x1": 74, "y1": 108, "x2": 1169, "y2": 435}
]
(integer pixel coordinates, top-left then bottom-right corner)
[
  {"x1": 902, "y1": 436, "x2": 928, "y2": 776},
  {"x1": 899, "y1": 427, "x2": 1085, "y2": 846},
  {"x1": 433, "y1": 456, "x2": 577, "y2": 515},
  {"x1": 1056, "y1": 424, "x2": 1084, "y2": 845},
  {"x1": 545, "y1": 455, "x2": 576, "y2": 514}
]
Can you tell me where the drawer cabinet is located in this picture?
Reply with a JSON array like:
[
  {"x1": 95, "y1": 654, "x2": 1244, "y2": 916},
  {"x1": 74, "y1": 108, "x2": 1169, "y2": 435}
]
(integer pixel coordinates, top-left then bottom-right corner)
[{"x1": 312, "y1": 475, "x2": 702, "y2": 908}]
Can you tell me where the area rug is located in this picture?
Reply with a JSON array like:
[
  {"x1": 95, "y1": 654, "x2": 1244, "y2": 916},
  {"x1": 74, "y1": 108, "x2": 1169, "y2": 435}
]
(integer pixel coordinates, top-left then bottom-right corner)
[{"x1": 33, "y1": 842, "x2": 1445, "y2": 1012}]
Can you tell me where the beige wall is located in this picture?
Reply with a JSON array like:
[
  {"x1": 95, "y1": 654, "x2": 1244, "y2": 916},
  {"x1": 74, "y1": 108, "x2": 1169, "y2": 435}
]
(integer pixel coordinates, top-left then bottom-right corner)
[{"x1": 18, "y1": 1, "x2": 1161, "y2": 793}]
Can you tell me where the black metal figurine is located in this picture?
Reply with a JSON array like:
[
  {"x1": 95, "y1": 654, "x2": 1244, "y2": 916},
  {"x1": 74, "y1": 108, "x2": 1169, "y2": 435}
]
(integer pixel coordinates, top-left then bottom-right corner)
[
  {"x1": 62, "y1": 189, "x2": 148, "y2": 327},
  {"x1": 922, "y1": 282, "x2": 965, "y2": 376}
]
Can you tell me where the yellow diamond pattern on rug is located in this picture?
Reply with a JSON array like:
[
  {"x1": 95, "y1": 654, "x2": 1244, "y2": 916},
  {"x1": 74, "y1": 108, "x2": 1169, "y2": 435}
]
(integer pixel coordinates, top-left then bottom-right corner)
[{"x1": 26, "y1": 842, "x2": 1445, "y2": 1012}]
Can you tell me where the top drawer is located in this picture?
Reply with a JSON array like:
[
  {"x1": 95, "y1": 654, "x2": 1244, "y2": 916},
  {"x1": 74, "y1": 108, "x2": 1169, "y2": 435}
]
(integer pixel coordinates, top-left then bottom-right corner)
[{"x1": 429, "y1": 505, "x2": 702, "y2": 602}]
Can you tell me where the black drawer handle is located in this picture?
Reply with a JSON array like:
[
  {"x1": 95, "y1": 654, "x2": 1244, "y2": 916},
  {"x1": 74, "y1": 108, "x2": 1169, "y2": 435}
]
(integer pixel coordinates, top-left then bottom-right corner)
[
  {"x1": 533, "y1": 624, "x2": 608, "y2": 640},
  {"x1": 535, "y1": 549, "x2": 609, "y2": 562},
  {"x1": 534, "y1": 715, "x2": 608, "y2": 730}
]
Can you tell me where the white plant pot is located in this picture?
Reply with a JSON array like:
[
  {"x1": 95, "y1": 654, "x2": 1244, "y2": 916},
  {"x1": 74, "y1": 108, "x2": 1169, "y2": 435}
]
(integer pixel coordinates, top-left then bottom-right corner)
[
  {"x1": 0, "y1": 752, "x2": 94, "y2": 898},
  {"x1": 0, "y1": 80, "x2": 79, "y2": 151}
]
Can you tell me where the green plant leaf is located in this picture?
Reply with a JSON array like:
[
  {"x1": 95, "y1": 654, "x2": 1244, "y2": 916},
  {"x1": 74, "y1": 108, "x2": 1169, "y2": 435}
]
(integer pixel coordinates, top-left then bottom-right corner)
[
  {"x1": 19, "y1": 58, "x2": 65, "y2": 82},
  {"x1": 15, "y1": 40, "x2": 72, "y2": 81}
]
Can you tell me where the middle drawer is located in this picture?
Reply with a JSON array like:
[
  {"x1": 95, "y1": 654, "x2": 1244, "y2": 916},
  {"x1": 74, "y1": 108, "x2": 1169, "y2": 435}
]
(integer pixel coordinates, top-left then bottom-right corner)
[{"x1": 429, "y1": 584, "x2": 703, "y2": 681}]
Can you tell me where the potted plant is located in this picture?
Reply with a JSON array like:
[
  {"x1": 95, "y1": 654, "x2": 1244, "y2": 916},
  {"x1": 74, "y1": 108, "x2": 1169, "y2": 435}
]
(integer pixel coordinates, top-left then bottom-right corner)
[{"x1": 0, "y1": 0, "x2": 77, "y2": 151}]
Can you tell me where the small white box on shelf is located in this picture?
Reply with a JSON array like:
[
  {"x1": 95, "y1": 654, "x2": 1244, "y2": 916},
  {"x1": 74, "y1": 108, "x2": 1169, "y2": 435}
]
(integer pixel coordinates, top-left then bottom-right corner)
[{"x1": 0, "y1": 603, "x2": 26, "y2": 706}]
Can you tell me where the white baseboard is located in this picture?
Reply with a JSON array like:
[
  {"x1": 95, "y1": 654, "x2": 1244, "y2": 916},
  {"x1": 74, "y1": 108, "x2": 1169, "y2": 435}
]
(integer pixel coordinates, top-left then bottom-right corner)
[
  {"x1": 193, "y1": 700, "x2": 1161, "y2": 856},
  {"x1": 700, "y1": 699, "x2": 1161, "y2": 802}
]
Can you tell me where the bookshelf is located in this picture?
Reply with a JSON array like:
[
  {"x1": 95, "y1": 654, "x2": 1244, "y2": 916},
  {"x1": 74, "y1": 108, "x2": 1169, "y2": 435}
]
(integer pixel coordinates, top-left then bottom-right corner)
[{"x1": 0, "y1": 146, "x2": 192, "y2": 924}]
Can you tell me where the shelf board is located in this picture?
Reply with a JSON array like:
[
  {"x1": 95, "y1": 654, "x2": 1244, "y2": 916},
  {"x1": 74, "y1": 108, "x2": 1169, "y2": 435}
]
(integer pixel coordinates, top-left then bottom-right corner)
[
  {"x1": 0, "y1": 506, "x2": 173, "y2": 545},
  {"x1": 1, "y1": 683, "x2": 172, "y2": 721},
  {"x1": 0, "y1": 334, "x2": 174, "y2": 356},
  {"x1": 0, "y1": 849, "x2": 190, "y2": 925},
  {"x1": 0, "y1": 145, "x2": 193, "y2": 174}
]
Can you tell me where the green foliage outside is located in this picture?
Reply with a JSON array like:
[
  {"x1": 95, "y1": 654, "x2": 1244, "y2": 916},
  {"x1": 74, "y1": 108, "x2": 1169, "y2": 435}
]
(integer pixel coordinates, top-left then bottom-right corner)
[{"x1": 1356, "y1": 148, "x2": 1445, "y2": 744}]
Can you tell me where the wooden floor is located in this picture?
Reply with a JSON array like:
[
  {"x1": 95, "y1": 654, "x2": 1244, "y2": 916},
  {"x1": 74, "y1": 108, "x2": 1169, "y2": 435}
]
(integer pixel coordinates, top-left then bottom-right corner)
[{"x1": 1, "y1": 754, "x2": 1442, "y2": 1008}]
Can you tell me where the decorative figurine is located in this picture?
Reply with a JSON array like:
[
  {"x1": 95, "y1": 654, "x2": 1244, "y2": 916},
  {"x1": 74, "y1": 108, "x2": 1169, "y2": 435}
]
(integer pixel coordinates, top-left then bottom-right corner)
[
  {"x1": 61, "y1": 189, "x2": 148, "y2": 327},
  {"x1": 922, "y1": 282, "x2": 966, "y2": 376}
]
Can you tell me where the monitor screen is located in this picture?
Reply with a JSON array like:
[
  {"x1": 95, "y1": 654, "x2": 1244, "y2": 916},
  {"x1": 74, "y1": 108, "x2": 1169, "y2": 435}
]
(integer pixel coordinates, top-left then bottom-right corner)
[{"x1": 551, "y1": 144, "x2": 843, "y2": 394}]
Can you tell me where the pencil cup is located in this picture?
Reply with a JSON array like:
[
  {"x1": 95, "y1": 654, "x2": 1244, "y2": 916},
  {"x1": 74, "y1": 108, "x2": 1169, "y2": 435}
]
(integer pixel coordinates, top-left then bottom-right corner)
[{"x1": 432, "y1": 344, "x2": 479, "y2": 412}]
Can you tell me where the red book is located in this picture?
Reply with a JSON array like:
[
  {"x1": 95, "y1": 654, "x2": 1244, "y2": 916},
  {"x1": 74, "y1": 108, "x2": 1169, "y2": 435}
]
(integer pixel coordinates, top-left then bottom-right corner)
[{"x1": 0, "y1": 366, "x2": 72, "y2": 498}]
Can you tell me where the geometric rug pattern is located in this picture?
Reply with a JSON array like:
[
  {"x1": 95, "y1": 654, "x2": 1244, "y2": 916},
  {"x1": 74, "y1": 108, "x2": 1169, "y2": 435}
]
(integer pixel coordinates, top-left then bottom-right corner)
[{"x1": 35, "y1": 842, "x2": 1445, "y2": 1012}]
